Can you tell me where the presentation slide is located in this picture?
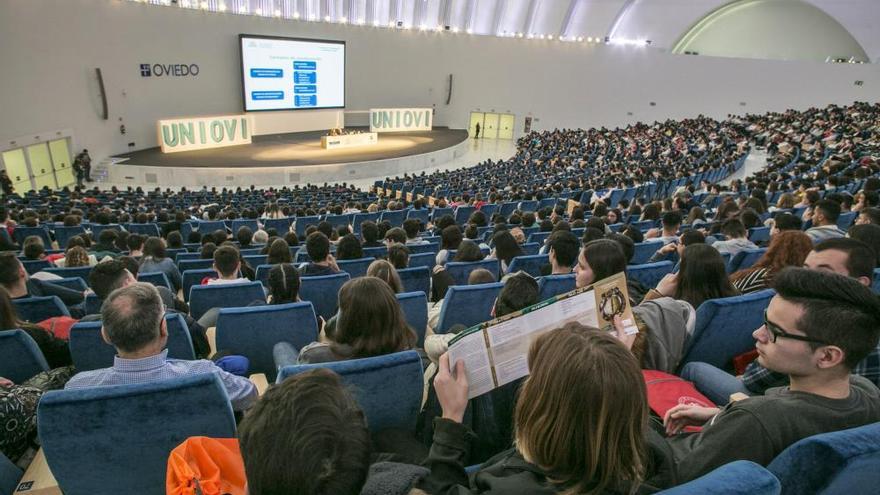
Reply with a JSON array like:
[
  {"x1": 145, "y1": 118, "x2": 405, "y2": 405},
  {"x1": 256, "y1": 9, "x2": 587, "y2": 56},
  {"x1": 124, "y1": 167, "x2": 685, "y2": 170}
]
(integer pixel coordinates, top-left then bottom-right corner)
[{"x1": 240, "y1": 35, "x2": 345, "y2": 111}]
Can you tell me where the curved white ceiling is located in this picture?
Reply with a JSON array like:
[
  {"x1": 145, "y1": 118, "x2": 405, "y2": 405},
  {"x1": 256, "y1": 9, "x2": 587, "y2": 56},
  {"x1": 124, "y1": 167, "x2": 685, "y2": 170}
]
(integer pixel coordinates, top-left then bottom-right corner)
[{"x1": 134, "y1": 0, "x2": 880, "y2": 62}]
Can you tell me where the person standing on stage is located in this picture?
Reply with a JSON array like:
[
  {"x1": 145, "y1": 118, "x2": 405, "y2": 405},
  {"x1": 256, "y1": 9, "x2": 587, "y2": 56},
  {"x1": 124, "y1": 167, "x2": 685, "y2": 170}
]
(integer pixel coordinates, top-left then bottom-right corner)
[
  {"x1": 474, "y1": 122, "x2": 481, "y2": 139},
  {"x1": 74, "y1": 149, "x2": 92, "y2": 182}
]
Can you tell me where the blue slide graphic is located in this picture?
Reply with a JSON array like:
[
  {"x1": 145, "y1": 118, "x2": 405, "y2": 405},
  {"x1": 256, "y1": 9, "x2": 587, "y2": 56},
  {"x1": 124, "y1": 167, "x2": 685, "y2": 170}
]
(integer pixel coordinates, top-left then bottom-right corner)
[
  {"x1": 295, "y1": 95, "x2": 317, "y2": 107},
  {"x1": 250, "y1": 68, "x2": 283, "y2": 78},
  {"x1": 293, "y1": 61, "x2": 317, "y2": 70},
  {"x1": 251, "y1": 91, "x2": 284, "y2": 100},
  {"x1": 294, "y1": 71, "x2": 316, "y2": 84},
  {"x1": 294, "y1": 85, "x2": 317, "y2": 94}
]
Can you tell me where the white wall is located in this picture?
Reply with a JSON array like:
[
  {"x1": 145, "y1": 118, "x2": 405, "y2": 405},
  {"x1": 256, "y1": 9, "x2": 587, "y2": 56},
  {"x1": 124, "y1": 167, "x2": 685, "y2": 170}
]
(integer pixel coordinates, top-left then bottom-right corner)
[{"x1": 1, "y1": 0, "x2": 878, "y2": 165}]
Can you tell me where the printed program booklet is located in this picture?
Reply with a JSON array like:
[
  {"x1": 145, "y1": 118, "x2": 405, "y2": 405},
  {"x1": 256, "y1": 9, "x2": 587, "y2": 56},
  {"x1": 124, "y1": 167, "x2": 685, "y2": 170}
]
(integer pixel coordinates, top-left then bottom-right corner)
[{"x1": 447, "y1": 272, "x2": 638, "y2": 399}]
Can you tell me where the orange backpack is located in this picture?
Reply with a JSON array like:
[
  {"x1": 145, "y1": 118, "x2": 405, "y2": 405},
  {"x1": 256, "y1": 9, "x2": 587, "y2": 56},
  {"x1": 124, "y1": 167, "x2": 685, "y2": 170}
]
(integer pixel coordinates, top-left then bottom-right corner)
[{"x1": 166, "y1": 437, "x2": 247, "y2": 495}]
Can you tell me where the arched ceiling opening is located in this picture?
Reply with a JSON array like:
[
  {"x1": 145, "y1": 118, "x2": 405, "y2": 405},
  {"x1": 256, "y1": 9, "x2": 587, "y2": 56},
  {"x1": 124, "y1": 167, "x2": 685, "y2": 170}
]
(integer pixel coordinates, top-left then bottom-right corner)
[{"x1": 128, "y1": 0, "x2": 880, "y2": 62}]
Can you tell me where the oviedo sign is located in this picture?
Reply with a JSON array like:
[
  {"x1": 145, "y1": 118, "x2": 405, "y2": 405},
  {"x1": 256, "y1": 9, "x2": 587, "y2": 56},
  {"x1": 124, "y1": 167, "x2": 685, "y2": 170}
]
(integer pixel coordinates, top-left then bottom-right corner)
[
  {"x1": 369, "y1": 108, "x2": 433, "y2": 133},
  {"x1": 157, "y1": 115, "x2": 253, "y2": 153}
]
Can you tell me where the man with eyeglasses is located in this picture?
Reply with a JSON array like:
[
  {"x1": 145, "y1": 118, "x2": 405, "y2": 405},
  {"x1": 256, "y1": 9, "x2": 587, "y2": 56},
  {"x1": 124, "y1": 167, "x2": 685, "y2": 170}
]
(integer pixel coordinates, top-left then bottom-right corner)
[
  {"x1": 681, "y1": 237, "x2": 879, "y2": 404},
  {"x1": 663, "y1": 267, "x2": 880, "y2": 482},
  {"x1": 65, "y1": 282, "x2": 257, "y2": 411}
]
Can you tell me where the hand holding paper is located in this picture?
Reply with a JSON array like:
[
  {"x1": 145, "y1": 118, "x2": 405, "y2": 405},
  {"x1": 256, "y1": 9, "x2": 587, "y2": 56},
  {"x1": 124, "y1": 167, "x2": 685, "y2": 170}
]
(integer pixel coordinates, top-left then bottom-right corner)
[{"x1": 436, "y1": 353, "x2": 469, "y2": 423}]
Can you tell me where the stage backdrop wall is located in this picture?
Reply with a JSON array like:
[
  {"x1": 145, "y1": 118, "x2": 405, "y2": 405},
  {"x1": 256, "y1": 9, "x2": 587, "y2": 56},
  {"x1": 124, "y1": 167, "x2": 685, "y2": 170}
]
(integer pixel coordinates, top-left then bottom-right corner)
[{"x1": 0, "y1": 0, "x2": 878, "y2": 163}]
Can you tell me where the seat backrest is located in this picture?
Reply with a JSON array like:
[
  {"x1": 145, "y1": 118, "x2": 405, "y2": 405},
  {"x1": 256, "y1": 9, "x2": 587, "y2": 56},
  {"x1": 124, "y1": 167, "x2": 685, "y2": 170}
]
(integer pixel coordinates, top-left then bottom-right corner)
[
  {"x1": 445, "y1": 259, "x2": 500, "y2": 286},
  {"x1": 768, "y1": 422, "x2": 880, "y2": 495},
  {"x1": 215, "y1": 302, "x2": 319, "y2": 381},
  {"x1": 181, "y1": 269, "x2": 218, "y2": 302},
  {"x1": 54, "y1": 225, "x2": 87, "y2": 249},
  {"x1": 337, "y1": 257, "x2": 374, "y2": 279},
  {"x1": 397, "y1": 266, "x2": 431, "y2": 295},
  {"x1": 127, "y1": 223, "x2": 160, "y2": 237},
  {"x1": 276, "y1": 350, "x2": 423, "y2": 432},
  {"x1": 408, "y1": 252, "x2": 436, "y2": 269},
  {"x1": 363, "y1": 246, "x2": 388, "y2": 259},
  {"x1": 255, "y1": 264, "x2": 274, "y2": 286},
  {"x1": 396, "y1": 291, "x2": 428, "y2": 347},
  {"x1": 262, "y1": 217, "x2": 292, "y2": 233},
  {"x1": 137, "y1": 271, "x2": 172, "y2": 289},
  {"x1": 0, "y1": 329, "x2": 50, "y2": 384},
  {"x1": 21, "y1": 259, "x2": 52, "y2": 275},
  {"x1": 538, "y1": 274, "x2": 576, "y2": 300},
  {"x1": 42, "y1": 266, "x2": 93, "y2": 281},
  {"x1": 454, "y1": 206, "x2": 475, "y2": 225},
  {"x1": 657, "y1": 460, "x2": 780, "y2": 495},
  {"x1": 436, "y1": 282, "x2": 504, "y2": 333},
  {"x1": 45, "y1": 276, "x2": 88, "y2": 292},
  {"x1": 231, "y1": 219, "x2": 259, "y2": 234},
  {"x1": 323, "y1": 214, "x2": 352, "y2": 229},
  {"x1": 507, "y1": 254, "x2": 549, "y2": 278},
  {"x1": 178, "y1": 258, "x2": 215, "y2": 273},
  {"x1": 679, "y1": 289, "x2": 775, "y2": 372},
  {"x1": 405, "y1": 209, "x2": 429, "y2": 225},
  {"x1": 38, "y1": 374, "x2": 236, "y2": 495},
  {"x1": 12, "y1": 296, "x2": 70, "y2": 323},
  {"x1": 379, "y1": 209, "x2": 406, "y2": 226},
  {"x1": 299, "y1": 272, "x2": 351, "y2": 320},
  {"x1": 293, "y1": 215, "x2": 321, "y2": 237},
  {"x1": 729, "y1": 248, "x2": 767, "y2": 273},
  {"x1": 69, "y1": 315, "x2": 195, "y2": 372},
  {"x1": 407, "y1": 242, "x2": 438, "y2": 255},
  {"x1": 627, "y1": 261, "x2": 674, "y2": 289},
  {"x1": 873, "y1": 268, "x2": 880, "y2": 294},
  {"x1": 90, "y1": 224, "x2": 122, "y2": 239},
  {"x1": 84, "y1": 293, "x2": 103, "y2": 316},
  {"x1": 632, "y1": 240, "x2": 665, "y2": 265},
  {"x1": 197, "y1": 220, "x2": 227, "y2": 233},
  {"x1": 242, "y1": 254, "x2": 267, "y2": 267},
  {"x1": 748, "y1": 226, "x2": 771, "y2": 244},
  {"x1": 189, "y1": 282, "x2": 266, "y2": 320},
  {"x1": 526, "y1": 231, "x2": 551, "y2": 245},
  {"x1": 13, "y1": 226, "x2": 51, "y2": 246}
]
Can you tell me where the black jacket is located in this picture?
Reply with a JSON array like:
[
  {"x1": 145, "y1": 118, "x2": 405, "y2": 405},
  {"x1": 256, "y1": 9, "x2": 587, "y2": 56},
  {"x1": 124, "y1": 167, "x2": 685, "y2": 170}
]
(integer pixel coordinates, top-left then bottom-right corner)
[{"x1": 418, "y1": 418, "x2": 676, "y2": 494}]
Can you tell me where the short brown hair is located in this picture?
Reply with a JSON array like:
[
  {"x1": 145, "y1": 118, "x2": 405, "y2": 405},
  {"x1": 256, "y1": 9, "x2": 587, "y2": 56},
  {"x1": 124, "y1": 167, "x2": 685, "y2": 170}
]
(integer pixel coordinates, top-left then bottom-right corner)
[
  {"x1": 514, "y1": 322, "x2": 648, "y2": 494},
  {"x1": 213, "y1": 245, "x2": 241, "y2": 277}
]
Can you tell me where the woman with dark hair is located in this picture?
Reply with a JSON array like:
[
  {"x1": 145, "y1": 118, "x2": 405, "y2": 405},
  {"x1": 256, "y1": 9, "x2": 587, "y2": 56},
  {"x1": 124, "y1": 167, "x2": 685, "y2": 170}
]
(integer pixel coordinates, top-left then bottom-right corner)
[
  {"x1": 139, "y1": 236, "x2": 182, "y2": 291},
  {"x1": 335, "y1": 233, "x2": 364, "y2": 261},
  {"x1": 647, "y1": 244, "x2": 739, "y2": 309},
  {"x1": 489, "y1": 230, "x2": 523, "y2": 273},
  {"x1": 436, "y1": 225, "x2": 463, "y2": 266},
  {"x1": 266, "y1": 263, "x2": 300, "y2": 304},
  {"x1": 0, "y1": 286, "x2": 72, "y2": 369},
  {"x1": 297, "y1": 277, "x2": 417, "y2": 364},
  {"x1": 266, "y1": 238, "x2": 292, "y2": 265},
  {"x1": 686, "y1": 207, "x2": 707, "y2": 226},
  {"x1": 575, "y1": 239, "x2": 628, "y2": 289},
  {"x1": 430, "y1": 240, "x2": 487, "y2": 302},
  {"x1": 640, "y1": 203, "x2": 661, "y2": 223},
  {"x1": 730, "y1": 231, "x2": 812, "y2": 293}
]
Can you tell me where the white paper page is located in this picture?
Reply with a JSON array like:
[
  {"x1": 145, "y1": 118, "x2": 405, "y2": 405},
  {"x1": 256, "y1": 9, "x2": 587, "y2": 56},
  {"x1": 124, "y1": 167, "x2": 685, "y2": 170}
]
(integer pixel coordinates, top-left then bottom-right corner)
[{"x1": 447, "y1": 331, "x2": 495, "y2": 399}]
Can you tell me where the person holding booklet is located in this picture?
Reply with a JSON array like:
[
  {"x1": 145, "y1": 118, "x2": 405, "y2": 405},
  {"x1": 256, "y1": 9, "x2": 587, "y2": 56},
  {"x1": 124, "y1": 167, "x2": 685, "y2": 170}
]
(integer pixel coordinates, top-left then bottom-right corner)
[{"x1": 417, "y1": 320, "x2": 674, "y2": 494}]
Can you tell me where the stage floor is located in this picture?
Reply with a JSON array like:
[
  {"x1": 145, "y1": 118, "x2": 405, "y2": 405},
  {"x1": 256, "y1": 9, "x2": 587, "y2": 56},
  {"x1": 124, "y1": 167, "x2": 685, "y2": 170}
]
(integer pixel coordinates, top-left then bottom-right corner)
[{"x1": 113, "y1": 127, "x2": 467, "y2": 168}]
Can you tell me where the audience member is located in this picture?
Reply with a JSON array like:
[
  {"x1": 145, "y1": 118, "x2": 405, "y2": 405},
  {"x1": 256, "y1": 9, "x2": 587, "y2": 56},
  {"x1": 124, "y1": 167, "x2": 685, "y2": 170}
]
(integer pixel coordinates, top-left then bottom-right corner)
[{"x1": 730, "y1": 231, "x2": 812, "y2": 293}]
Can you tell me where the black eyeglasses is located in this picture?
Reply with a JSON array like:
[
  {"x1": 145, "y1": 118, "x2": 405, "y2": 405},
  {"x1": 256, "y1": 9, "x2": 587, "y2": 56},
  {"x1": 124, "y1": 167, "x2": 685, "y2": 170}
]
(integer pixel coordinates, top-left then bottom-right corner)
[{"x1": 763, "y1": 309, "x2": 829, "y2": 345}]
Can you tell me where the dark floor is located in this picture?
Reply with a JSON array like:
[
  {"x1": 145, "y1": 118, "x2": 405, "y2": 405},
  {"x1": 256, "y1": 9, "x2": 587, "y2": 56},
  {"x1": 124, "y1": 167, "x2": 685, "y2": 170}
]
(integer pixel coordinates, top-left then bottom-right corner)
[{"x1": 113, "y1": 127, "x2": 467, "y2": 168}]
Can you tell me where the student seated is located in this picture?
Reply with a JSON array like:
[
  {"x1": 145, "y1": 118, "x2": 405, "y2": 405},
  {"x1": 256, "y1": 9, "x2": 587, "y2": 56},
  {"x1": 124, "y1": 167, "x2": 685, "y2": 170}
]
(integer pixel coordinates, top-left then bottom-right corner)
[
  {"x1": 207, "y1": 245, "x2": 250, "y2": 286},
  {"x1": 65, "y1": 283, "x2": 257, "y2": 411},
  {"x1": 299, "y1": 232, "x2": 340, "y2": 276},
  {"x1": 643, "y1": 244, "x2": 739, "y2": 309},
  {"x1": 0, "y1": 252, "x2": 85, "y2": 317},
  {"x1": 665, "y1": 268, "x2": 880, "y2": 482},
  {"x1": 418, "y1": 321, "x2": 673, "y2": 493}
]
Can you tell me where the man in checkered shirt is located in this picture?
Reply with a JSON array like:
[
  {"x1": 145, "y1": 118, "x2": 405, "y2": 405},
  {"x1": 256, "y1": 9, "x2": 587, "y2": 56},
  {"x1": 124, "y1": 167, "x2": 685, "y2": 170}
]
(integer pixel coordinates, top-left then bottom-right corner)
[{"x1": 65, "y1": 282, "x2": 257, "y2": 411}]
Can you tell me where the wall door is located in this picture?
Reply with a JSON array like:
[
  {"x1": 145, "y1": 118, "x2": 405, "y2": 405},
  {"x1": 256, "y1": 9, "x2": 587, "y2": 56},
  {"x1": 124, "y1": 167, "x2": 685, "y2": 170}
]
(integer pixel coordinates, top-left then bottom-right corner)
[
  {"x1": 498, "y1": 114, "x2": 515, "y2": 139},
  {"x1": 49, "y1": 139, "x2": 75, "y2": 187},
  {"x1": 27, "y1": 143, "x2": 57, "y2": 190},
  {"x1": 469, "y1": 112, "x2": 484, "y2": 138},
  {"x1": 1, "y1": 149, "x2": 32, "y2": 193},
  {"x1": 483, "y1": 113, "x2": 500, "y2": 139}
]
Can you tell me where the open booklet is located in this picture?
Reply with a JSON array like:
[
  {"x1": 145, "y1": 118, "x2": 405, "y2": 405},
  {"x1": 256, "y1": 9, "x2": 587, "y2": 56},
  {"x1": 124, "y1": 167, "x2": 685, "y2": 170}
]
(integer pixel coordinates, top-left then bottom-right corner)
[{"x1": 447, "y1": 272, "x2": 638, "y2": 399}]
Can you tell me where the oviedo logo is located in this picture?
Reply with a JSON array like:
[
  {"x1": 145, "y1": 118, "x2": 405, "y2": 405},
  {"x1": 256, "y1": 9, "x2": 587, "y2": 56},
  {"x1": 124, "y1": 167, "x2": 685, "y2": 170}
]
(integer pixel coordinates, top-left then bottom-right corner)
[{"x1": 140, "y1": 63, "x2": 200, "y2": 77}]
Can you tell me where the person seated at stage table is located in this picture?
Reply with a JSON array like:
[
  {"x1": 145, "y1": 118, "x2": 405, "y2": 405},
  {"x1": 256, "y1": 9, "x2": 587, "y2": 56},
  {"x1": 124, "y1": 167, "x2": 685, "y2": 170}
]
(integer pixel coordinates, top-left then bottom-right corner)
[{"x1": 299, "y1": 232, "x2": 340, "y2": 276}]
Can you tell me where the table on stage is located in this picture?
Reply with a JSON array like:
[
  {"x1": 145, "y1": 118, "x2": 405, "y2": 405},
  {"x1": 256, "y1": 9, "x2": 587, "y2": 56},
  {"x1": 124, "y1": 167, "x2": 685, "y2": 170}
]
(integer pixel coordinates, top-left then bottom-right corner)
[{"x1": 321, "y1": 132, "x2": 378, "y2": 150}]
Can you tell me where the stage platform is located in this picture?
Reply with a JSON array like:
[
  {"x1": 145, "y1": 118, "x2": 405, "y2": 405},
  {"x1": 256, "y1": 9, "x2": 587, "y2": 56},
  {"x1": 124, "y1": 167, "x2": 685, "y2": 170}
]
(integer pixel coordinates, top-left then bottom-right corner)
[{"x1": 106, "y1": 127, "x2": 469, "y2": 188}]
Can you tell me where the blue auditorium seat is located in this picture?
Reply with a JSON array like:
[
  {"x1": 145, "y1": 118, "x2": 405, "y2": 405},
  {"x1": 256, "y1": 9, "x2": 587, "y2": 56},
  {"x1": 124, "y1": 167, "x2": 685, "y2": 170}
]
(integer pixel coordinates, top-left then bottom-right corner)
[
  {"x1": 178, "y1": 258, "x2": 215, "y2": 272},
  {"x1": 0, "y1": 329, "x2": 50, "y2": 384},
  {"x1": 45, "y1": 276, "x2": 88, "y2": 292},
  {"x1": 299, "y1": 272, "x2": 351, "y2": 320},
  {"x1": 679, "y1": 289, "x2": 775, "y2": 373},
  {"x1": 21, "y1": 259, "x2": 52, "y2": 275},
  {"x1": 127, "y1": 223, "x2": 160, "y2": 237},
  {"x1": 405, "y1": 209, "x2": 429, "y2": 225},
  {"x1": 196, "y1": 220, "x2": 227, "y2": 233},
  {"x1": 627, "y1": 261, "x2": 674, "y2": 289},
  {"x1": 398, "y1": 266, "x2": 431, "y2": 295},
  {"x1": 38, "y1": 374, "x2": 236, "y2": 495},
  {"x1": 396, "y1": 291, "x2": 428, "y2": 347},
  {"x1": 728, "y1": 248, "x2": 767, "y2": 273},
  {"x1": 89, "y1": 224, "x2": 123, "y2": 239},
  {"x1": 13, "y1": 226, "x2": 52, "y2": 246},
  {"x1": 768, "y1": 422, "x2": 880, "y2": 495},
  {"x1": 337, "y1": 257, "x2": 374, "y2": 278},
  {"x1": 657, "y1": 461, "x2": 779, "y2": 495},
  {"x1": 748, "y1": 227, "x2": 771, "y2": 244},
  {"x1": 231, "y1": 218, "x2": 260, "y2": 233},
  {"x1": 242, "y1": 254, "x2": 267, "y2": 267},
  {"x1": 352, "y1": 212, "x2": 381, "y2": 235},
  {"x1": 53, "y1": 225, "x2": 87, "y2": 249},
  {"x1": 293, "y1": 215, "x2": 321, "y2": 237},
  {"x1": 408, "y1": 252, "x2": 436, "y2": 269},
  {"x1": 262, "y1": 217, "x2": 292, "y2": 233},
  {"x1": 507, "y1": 254, "x2": 549, "y2": 277},
  {"x1": 41, "y1": 265, "x2": 92, "y2": 281},
  {"x1": 632, "y1": 240, "x2": 665, "y2": 265},
  {"x1": 137, "y1": 271, "x2": 172, "y2": 289},
  {"x1": 215, "y1": 302, "x2": 319, "y2": 380},
  {"x1": 69, "y1": 314, "x2": 195, "y2": 372},
  {"x1": 379, "y1": 209, "x2": 406, "y2": 226},
  {"x1": 181, "y1": 268, "x2": 218, "y2": 302},
  {"x1": 445, "y1": 259, "x2": 500, "y2": 286},
  {"x1": 436, "y1": 282, "x2": 503, "y2": 333},
  {"x1": 276, "y1": 350, "x2": 423, "y2": 433},
  {"x1": 526, "y1": 231, "x2": 551, "y2": 245},
  {"x1": 454, "y1": 206, "x2": 475, "y2": 225},
  {"x1": 11, "y1": 296, "x2": 69, "y2": 323},
  {"x1": 537, "y1": 273, "x2": 576, "y2": 300},
  {"x1": 189, "y1": 282, "x2": 266, "y2": 320}
]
